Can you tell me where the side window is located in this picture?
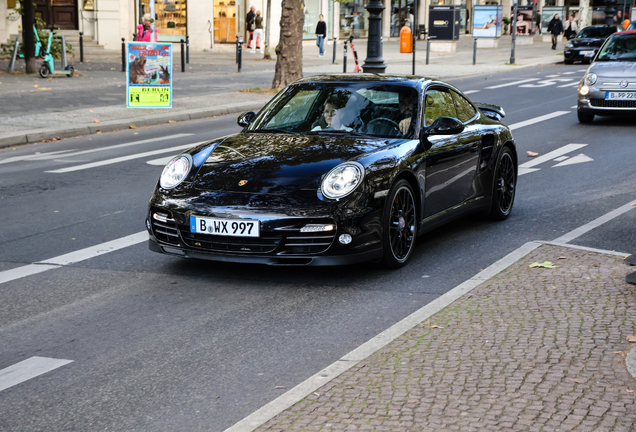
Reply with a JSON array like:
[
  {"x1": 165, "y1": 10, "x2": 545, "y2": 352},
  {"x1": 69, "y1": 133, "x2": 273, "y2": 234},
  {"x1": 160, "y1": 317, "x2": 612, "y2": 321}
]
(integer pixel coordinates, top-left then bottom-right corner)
[
  {"x1": 424, "y1": 89, "x2": 457, "y2": 126},
  {"x1": 266, "y1": 90, "x2": 320, "y2": 127},
  {"x1": 451, "y1": 91, "x2": 477, "y2": 123}
]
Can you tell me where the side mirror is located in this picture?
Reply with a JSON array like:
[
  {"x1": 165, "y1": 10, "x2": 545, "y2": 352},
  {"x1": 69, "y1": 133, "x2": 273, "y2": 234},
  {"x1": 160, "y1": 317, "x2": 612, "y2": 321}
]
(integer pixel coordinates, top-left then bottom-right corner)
[
  {"x1": 421, "y1": 117, "x2": 465, "y2": 136},
  {"x1": 237, "y1": 111, "x2": 257, "y2": 127}
]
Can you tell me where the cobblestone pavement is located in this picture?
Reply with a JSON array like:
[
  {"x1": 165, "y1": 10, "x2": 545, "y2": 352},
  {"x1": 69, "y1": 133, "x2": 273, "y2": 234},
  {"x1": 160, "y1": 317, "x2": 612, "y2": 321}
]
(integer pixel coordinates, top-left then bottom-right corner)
[{"x1": 256, "y1": 245, "x2": 636, "y2": 431}]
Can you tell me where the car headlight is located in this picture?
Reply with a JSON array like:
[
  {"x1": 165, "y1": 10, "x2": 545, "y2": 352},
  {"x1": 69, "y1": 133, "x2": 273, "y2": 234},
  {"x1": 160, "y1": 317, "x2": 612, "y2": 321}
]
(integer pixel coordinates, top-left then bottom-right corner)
[
  {"x1": 579, "y1": 85, "x2": 590, "y2": 96},
  {"x1": 160, "y1": 154, "x2": 192, "y2": 189},
  {"x1": 321, "y1": 162, "x2": 364, "y2": 200},
  {"x1": 584, "y1": 73, "x2": 597, "y2": 86},
  {"x1": 565, "y1": 41, "x2": 573, "y2": 49}
]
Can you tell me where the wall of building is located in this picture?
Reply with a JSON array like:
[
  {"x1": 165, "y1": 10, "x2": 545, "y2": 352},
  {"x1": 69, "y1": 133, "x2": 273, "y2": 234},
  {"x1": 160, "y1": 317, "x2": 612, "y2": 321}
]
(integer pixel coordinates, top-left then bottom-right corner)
[{"x1": 1, "y1": 0, "x2": 23, "y2": 46}]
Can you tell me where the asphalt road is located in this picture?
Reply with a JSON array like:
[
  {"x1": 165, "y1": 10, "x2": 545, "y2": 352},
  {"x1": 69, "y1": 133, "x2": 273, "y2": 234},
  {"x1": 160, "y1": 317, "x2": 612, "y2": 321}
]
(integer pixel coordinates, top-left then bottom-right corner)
[{"x1": 0, "y1": 64, "x2": 635, "y2": 431}]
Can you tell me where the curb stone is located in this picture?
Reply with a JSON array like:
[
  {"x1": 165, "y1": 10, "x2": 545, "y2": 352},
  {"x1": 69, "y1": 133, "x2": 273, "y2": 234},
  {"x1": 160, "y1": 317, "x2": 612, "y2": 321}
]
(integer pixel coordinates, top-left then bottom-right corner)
[
  {"x1": 0, "y1": 101, "x2": 266, "y2": 149},
  {"x1": 627, "y1": 346, "x2": 636, "y2": 381}
]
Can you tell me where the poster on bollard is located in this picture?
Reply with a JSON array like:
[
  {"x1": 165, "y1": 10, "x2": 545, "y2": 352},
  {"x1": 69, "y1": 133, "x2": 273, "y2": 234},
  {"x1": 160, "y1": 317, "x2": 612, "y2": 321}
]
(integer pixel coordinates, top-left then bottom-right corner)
[
  {"x1": 473, "y1": 6, "x2": 502, "y2": 38},
  {"x1": 126, "y1": 42, "x2": 172, "y2": 108}
]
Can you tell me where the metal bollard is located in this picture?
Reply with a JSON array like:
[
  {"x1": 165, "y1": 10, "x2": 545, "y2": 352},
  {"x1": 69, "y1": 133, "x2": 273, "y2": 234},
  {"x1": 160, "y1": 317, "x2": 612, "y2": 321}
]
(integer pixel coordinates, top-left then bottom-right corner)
[
  {"x1": 180, "y1": 39, "x2": 185, "y2": 72},
  {"x1": 343, "y1": 40, "x2": 347, "y2": 73},
  {"x1": 237, "y1": 36, "x2": 243, "y2": 72},
  {"x1": 80, "y1": 32, "x2": 84, "y2": 63},
  {"x1": 186, "y1": 35, "x2": 190, "y2": 64},
  {"x1": 426, "y1": 37, "x2": 430, "y2": 65},
  {"x1": 8, "y1": 34, "x2": 20, "y2": 73},
  {"x1": 473, "y1": 38, "x2": 477, "y2": 65},
  {"x1": 332, "y1": 38, "x2": 337, "y2": 64},
  {"x1": 121, "y1": 38, "x2": 126, "y2": 72}
]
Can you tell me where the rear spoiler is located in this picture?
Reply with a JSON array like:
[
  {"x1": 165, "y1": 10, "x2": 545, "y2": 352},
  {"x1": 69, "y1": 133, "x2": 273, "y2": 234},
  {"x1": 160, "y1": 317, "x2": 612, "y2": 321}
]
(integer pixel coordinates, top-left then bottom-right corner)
[{"x1": 475, "y1": 103, "x2": 506, "y2": 121}]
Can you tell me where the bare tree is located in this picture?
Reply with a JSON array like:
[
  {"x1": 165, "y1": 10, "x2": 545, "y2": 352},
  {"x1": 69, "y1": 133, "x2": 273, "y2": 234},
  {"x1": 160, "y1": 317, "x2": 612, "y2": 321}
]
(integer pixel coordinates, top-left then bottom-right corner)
[
  {"x1": 272, "y1": 0, "x2": 303, "y2": 89},
  {"x1": 21, "y1": 0, "x2": 37, "y2": 73}
]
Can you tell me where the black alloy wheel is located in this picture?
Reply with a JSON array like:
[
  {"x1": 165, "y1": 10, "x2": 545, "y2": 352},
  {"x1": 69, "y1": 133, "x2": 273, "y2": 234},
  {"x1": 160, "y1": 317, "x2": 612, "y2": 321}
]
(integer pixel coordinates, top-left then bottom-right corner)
[
  {"x1": 381, "y1": 179, "x2": 417, "y2": 268},
  {"x1": 489, "y1": 147, "x2": 516, "y2": 220},
  {"x1": 577, "y1": 110, "x2": 594, "y2": 124}
]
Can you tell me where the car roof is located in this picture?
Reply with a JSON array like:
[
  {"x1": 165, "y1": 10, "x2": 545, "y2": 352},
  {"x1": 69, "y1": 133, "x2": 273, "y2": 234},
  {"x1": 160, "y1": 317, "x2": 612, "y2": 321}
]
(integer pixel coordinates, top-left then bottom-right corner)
[
  {"x1": 294, "y1": 74, "x2": 430, "y2": 86},
  {"x1": 613, "y1": 29, "x2": 636, "y2": 36}
]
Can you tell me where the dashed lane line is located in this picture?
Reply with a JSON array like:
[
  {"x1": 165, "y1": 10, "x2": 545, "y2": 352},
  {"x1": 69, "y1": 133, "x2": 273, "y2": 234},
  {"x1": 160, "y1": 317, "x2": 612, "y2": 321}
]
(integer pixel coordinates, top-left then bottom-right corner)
[
  {"x1": 508, "y1": 111, "x2": 571, "y2": 131},
  {"x1": 463, "y1": 90, "x2": 480, "y2": 95},
  {"x1": 485, "y1": 78, "x2": 539, "y2": 89},
  {"x1": 0, "y1": 232, "x2": 148, "y2": 286},
  {"x1": 0, "y1": 357, "x2": 73, "y2": 393}
]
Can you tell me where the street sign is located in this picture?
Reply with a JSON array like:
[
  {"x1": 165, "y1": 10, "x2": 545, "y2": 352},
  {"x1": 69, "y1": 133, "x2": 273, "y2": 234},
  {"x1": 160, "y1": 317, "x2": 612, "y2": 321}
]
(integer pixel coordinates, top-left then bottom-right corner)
[{"x1": 126, "y1": 42, "x2": 172, "y2": 109}]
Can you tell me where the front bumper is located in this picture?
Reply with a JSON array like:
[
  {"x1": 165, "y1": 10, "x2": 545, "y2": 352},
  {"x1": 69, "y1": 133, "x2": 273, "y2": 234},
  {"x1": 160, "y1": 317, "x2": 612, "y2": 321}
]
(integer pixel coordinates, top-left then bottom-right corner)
[
  {"x1": 578, "y1": 87, "x2": 636, "y2": 116},
  {"x1": 564, "y1": 48, "x2": 596, "y2": 62}
]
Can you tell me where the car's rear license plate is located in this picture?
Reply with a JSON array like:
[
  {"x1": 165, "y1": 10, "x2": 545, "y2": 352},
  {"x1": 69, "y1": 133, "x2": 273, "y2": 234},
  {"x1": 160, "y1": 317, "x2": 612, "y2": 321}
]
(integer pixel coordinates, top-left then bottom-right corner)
[
  {"x1": 605, "y1": 92, "x2": 636, "y2": 100},
  {"x1": 190, "y1": 216, "x2": 260, "y2": 237}
]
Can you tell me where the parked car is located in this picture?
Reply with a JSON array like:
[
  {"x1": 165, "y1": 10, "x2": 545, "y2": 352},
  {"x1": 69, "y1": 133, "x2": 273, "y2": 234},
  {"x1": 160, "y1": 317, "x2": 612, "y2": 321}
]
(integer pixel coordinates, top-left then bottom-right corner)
[
  {"x1": 147, "y1": 75, "x2": 517, "y2": 268},
  {"x1": 577, "y1": 30, "x2": 636, "y2": 123},
  {"x1": 564, "y1": 25, "x2": 622, "y2": 64},
  {"x1": 627, "y1": 22, "x2": 636, "y2": 31}
]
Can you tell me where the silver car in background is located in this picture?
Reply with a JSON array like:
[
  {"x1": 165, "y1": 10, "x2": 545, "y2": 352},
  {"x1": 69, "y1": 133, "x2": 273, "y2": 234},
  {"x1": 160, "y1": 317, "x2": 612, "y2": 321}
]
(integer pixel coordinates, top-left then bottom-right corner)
[{"x1": 577, "y1": 30, "x2": 636, "y2": 123}]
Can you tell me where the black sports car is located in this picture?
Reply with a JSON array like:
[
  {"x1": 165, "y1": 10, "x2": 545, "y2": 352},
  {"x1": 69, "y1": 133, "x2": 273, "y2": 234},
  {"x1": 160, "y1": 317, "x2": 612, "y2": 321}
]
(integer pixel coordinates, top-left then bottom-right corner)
[
  {"x1": 147, "y1": 75, "x2": 517, "y2": 268},
  {"x1": 564, "y1": 25, "x2": 622, "y2": 64}
]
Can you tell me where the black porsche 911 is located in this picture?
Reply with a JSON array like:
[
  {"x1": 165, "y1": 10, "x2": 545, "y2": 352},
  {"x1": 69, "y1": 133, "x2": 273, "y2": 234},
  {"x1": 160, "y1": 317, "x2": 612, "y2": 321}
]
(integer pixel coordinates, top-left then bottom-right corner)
[{"x1": 147, "y1": 74, "x2": 517, "y2": 268}]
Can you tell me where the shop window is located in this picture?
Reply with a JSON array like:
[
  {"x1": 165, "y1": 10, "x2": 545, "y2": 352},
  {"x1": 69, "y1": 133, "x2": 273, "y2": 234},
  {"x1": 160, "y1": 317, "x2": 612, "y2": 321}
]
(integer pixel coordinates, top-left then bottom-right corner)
[
  {"x1": 141, "y1": 0, "x2": 187, "y2": 40},
  {"x1": 339, "y1": 0, "x2": 369, "y2": 39},
  {"x1": 214, "y1": 0, "x2": 237, "y2": 43}
]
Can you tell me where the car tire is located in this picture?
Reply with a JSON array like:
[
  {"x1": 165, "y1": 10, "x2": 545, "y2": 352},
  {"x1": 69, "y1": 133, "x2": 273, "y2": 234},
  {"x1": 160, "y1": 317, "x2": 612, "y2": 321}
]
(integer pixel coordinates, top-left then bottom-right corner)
[
  {"x1": 577, "y1": 110, "x2": 594, "y2": 124},
  {"x1": 564, "y1": 59, "x2": 574, "y2": 64},
  {"x1": 380, "y1": 179, "x2": 417, "y2": 269},
  {"x1": 488, "y1": 146, "x2": 516, "y2": 221}
]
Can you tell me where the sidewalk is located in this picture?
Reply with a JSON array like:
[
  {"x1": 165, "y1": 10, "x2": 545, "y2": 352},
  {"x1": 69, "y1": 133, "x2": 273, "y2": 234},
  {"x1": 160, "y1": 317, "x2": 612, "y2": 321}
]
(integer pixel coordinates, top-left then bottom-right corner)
[
  {"x1": 0, "y1": 35, "x2": 564, "y2": 148},
  {"x1": 233, "y1": 243, "x2": 636, "y2": 431}
]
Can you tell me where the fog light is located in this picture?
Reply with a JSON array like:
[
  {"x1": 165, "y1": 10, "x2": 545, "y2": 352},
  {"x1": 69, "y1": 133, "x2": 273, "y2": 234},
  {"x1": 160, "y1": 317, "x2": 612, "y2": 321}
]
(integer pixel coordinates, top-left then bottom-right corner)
[
  {"x1": 579, "y1": 85, "x2": 589, "y2": 96},
  {"x1": 339, "y1": 234, "x2": 352, "y2": 245},
  {"x1": 146, "y1": 218, "x2": 151, "y2": 231},
  {"x1": 300, "y1": 224, "x2": 335, "y2": 233}
]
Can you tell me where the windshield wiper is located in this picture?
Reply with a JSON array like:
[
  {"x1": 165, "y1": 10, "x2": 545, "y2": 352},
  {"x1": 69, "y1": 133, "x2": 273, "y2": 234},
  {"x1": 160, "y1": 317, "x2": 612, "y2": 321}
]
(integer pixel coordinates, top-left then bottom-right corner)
[{"x1": 251, "y1": 128, "x2": 300, "y2": 134}]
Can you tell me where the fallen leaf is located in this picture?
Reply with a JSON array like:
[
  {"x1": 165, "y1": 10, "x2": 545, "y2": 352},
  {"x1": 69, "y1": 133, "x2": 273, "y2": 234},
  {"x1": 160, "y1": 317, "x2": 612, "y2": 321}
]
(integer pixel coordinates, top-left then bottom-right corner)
[
  {"x1": 558, "y1": 256, "x2": 567, "y2": 259},
  {"x1": 627, "y1": 388, "x2": 634, "y2": 393},
  {"x1": 529, "y1": 261, "x2": 559, "y2": 269},
  {"x1": 47, "y1": 78, "x2": 51, "y2": 81},
  {"x1": 631, "y1": 203, "x2": 636, "y2": 206},
  {"x1": 613, "y1": 351, "x2": 622, "y2": 353},
  {"x1": 96, "y1": 130, "x2": 102, "y2": 134},
  {"x1": 89, "y1": 110, "x2": 93, "y2": 112},
  {"x1": 627, "y1": 335, "x2": 636, "y2": 342},
  {"x1": 526, "y1": 151, "x2": 539, "y2": 157},
  {"x1": 569, "y1": 377, "x2": 588, "y2": 384},
  {"x1": 129, "y1": 124, "x2": 137, "y2": 129},
  {"x1": 275, "y1": 386, "x2": 286, "y2": 389},
  {"x1": 113, "y1": 129, "x2": 120, "y2": 132},
  {"x1": 93, "y1": 119, "x2": 100, "y2": 123},
  {"x1": 34, "y1": 85, "x2": 39, "y2": 88},
  {"x1": 111, "y1": 68, "x2": 116, "y2": 71},
  {"x1": 168, "y1": 120, "x2": 177, "y2": 124}
]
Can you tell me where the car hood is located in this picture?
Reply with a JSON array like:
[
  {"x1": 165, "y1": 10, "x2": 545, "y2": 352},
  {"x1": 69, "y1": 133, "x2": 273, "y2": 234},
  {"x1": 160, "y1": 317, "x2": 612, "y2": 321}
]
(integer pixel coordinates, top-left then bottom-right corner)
[
  {"x1": 569, "y1": 38, "x2": 605, "y2": 48},
  {"x1": 193, "y1": 132, "x2": 395, "y2": 194},
  {"x1": 589, "y1": 61, "x2": 636, "y2": 78}
]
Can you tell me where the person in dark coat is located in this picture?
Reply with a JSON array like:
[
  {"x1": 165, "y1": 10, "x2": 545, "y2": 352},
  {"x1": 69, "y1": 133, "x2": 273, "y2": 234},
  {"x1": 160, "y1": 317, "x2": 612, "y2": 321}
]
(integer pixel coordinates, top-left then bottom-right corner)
[
  {"x1": 547, "y1": 14, "x2": 563, "y2": 50},
  {"x1": 246, "y1": 6, "x2": 256, "y2": 48},
  {"x1": 315, "y1": 14, "x2": 327, "y2": 57}
]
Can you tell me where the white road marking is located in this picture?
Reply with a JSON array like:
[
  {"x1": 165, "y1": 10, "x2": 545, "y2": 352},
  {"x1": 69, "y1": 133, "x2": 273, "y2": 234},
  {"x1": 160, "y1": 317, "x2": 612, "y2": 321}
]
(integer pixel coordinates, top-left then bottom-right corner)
[
  {"x1": 552, "y1": 153, "x2": 593, "y2": 167},
  {"x1": 517, "y1": 143, "x2": 587, "y2": 176},
  {"x1": 508, "y1": 111, "x2": 571, "y2": 131},
  {"x1": 562, "y1": 71, "x2": 577, "y2": 75},
  {"x1": 31, "y1": 134, "x2": 193, "y2": 161},
  {"x1": 553, "y1": 200, "x2": 636, "y2": 244},
  {"x1": 0, "y1": 357, "x2": 73, "y2": 393},
  {"x1": 545, "y1": 74, "x2": 562, "y2": 77},
  {"x1": 577, "y1": 69, "x2": 587, "y2": 72},
  {"x1": 45, "y1": 142, "x2": 205, "y2": 173},
  {"x1": 0, "y1": 150, "x2": 76, "y2": 165},
  {"x1": 558, "y1": 82, "x2": 580, "y2": 88},
  {"x1": 147, "y1": 156, "x2": 176, "y2": 166},
  {"x1": 553, "y1": 155, "x2": 569, "y2": 162},
  {"x1": 463, "y1": 90, "x2": 480, "y2": 95},
  {"x1": 571, "y1": 105, "x2": 578, "y2": 108},
  {"x1": 0, "y1": 231, "x2": 148, "y2": 286},
  {"x1": 519, "y1": 78, "x2": 574, "y2": 88},
  {"x1": 485, "y1": 78, "x2": 539, "y2": 89}
]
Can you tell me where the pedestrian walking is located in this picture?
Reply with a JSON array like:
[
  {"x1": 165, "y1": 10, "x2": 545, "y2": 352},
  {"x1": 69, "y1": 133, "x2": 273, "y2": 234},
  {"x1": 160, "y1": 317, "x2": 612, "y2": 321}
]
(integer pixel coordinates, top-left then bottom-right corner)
[
  {"x1": 535, "y1": 11, "x2": 542, "y2": 35},
  {"x1": 564, "y1": 14, "x2": 578, "y2": 40},
  {"x1": 246, "y1": 6, "x2": 256, "y2": 49},
  {"x1": 136, "y1": 14, "x2": 159, "y2": 42},
  {"x1": 251, "y1": 10, "x2": 264, "y2": 53},
  {"x1": 315, "y1": 14, "x2": 326, "y2": 57},
  {"x1": 547, "y1": 14, "x2": 563, "y2": 50}
]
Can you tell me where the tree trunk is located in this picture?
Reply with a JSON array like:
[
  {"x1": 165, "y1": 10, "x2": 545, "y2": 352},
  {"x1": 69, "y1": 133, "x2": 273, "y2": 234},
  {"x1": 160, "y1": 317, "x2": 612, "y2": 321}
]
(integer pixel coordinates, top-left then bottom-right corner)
[
  {"x1": 578, "y1": 0, "x2": 590, "y2": 29},
  {"x1": 272, "y1": 0, "x2": 303, "y2": 89},
  {"x1": 22, "y1": 0, "x2": 37, "y2": 74},
  {"x1": 263, "y1": 0, "x2": 272, "y2": 59}
]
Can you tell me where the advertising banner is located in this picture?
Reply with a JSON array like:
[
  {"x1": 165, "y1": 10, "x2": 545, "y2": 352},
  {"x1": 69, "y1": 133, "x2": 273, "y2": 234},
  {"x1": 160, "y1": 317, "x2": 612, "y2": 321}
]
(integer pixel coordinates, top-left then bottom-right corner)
[
  {"x1": 473, "y1": 6, "x2": 502, "y2": 38},
  {"x1": 126, "y1": 42, "x2": 172, "y2": 109},
  {"x1": 429, "y1": 5, "x2": 460, "y2": 41},
  {"x1": 541, "y1": 7, "x2": 565, "y2": 34},
  {"x1": 512, "y1": 6, "x2": 535, "y2": 36}
]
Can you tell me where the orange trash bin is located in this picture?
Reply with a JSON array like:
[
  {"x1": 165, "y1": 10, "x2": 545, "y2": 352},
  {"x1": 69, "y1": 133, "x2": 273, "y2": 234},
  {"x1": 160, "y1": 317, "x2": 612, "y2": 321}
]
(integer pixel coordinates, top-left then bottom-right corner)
[{"x1": 400, "y1": 25, "x2": 413, "y2": 53}]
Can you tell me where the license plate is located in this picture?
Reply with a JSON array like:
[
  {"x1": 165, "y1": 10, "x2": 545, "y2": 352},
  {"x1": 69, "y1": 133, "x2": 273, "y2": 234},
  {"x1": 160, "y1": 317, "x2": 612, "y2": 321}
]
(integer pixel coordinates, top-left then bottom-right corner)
[
  {"x1": 605, "y1": 92, "x2": 636, "y2": 100},
  {"x1": 190, "y1": 216, "x2": 260, "y2": 237},
  {"x1": 584, "y1": 51, "x2": 595, "y2": 57}
]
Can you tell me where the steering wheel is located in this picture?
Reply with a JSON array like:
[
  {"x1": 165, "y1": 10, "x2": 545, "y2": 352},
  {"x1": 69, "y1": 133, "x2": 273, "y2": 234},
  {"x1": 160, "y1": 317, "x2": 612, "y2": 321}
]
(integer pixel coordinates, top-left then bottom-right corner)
[{"x1": 365, "y1": 117, "x2": 401, "y2": 135}]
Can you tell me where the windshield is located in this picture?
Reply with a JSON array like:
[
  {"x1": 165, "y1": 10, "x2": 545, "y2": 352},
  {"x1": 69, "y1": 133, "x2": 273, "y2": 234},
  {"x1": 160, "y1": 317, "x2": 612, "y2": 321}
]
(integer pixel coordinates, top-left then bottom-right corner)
[
  {"x1": 577, "y1": 27, "x2": 618, "y2": 39},
  {"x1": 246, "y1": 82, "x2": 420, "y2": 139},
  {"x1": 596, "y1": 34, "x2": 636, "y2": 61}
]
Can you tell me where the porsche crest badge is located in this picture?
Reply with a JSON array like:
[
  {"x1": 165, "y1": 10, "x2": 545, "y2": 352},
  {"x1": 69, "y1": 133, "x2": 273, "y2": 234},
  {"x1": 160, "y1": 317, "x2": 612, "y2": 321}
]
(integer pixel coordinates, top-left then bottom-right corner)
[{"x1": 238, "y1": 180, "x2": 248, "y2": 186}]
